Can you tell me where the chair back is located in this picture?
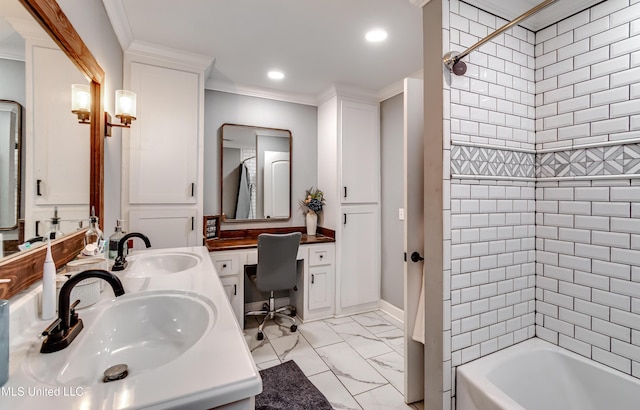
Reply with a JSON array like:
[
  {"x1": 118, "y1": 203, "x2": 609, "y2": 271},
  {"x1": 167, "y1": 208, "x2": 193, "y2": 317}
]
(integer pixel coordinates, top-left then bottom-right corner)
[{"x1": 256, "y1": 232, "x2": 302, "y2": 292}]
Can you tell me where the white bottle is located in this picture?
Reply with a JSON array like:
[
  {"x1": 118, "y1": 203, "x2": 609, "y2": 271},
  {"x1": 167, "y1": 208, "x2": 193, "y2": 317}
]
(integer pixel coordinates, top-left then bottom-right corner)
[{"x1": 41, "y1": 239, "x2": 56, "y2": 320}]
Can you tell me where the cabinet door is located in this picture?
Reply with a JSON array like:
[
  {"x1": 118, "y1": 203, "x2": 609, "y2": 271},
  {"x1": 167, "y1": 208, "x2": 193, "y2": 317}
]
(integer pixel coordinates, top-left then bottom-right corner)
[
  {"x1": 340, "y1": 207, "x2": 380, "y2": 309},
  {"x1": 220, "y1": 275, "x2": 243, "y2": 327},
  {"x1": 33, "y1": 46, "x2": 89, "y2": 205},
  {"x1": 340, "y1": 99, "x2": 379, "y2": 204},
  {"x1": 309, "y1": 265, "x2": 333, "y2": 311},
  {"x1": 128, "y1": 209, "x2": 197, "y2": 249},
  {"x1": 129, "y1": 63, "x2": 198, "y2": 204}
]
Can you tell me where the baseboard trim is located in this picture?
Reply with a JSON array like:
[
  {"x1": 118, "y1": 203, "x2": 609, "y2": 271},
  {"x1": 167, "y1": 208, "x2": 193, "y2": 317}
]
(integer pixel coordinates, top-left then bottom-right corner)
[{"x1": 379, "y1": 299, "x2": 404, "y2": 329}]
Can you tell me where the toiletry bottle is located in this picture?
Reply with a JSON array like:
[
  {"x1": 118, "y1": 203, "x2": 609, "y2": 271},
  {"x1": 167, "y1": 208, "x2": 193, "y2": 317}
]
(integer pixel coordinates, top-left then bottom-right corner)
[
  {"x1": 46, "y1": 206, "x2": 64, "y2": 240},
  {"x1": 85, "y1": 206, "x2": 104, "y2": 247},
  {"x1": 108, "y1": 219, "x2": 127, "y2": 261},
  {"x1": 41, "y1": 239, "x2": 56, "y2": 320}
]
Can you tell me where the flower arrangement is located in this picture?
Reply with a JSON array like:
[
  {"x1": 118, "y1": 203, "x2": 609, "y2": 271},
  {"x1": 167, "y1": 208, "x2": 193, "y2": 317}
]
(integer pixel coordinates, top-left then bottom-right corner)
[{"x1": 299, "y1": 187, "x2": 325, "y2": 214}]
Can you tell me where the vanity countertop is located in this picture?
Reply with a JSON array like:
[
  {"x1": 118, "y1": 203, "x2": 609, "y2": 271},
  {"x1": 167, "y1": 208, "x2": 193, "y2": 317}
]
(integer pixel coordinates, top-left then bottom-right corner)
[
  {"x1": 207, "y1": 226, "x2": 335, "y2": 252},
  {"x1": 1, "y1": 246, "x2": 261, "y2": 410}
]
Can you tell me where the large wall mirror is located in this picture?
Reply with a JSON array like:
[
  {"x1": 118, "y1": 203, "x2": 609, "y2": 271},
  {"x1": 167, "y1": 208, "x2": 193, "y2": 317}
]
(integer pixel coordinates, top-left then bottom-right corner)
[
  {"x1": 0, "y1": 0, "x2": 104, "y2": 298},
  {"x1": 220, "y1": 123, "x2": 291, "y2": 222}
]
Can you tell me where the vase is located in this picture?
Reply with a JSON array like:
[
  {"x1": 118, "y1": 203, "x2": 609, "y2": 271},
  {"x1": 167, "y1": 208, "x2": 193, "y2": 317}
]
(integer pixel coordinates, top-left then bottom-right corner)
[{"x1": 306, "y1": 211, "x2": 317, "y2": 236}]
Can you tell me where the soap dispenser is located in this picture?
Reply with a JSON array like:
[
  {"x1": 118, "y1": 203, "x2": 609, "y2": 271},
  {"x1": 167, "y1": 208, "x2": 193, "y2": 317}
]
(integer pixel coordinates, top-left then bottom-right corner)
[
  {"x1": 41, "y1": 239, "x2": 56, "y2": 320},
  {"x1": 84, "y1": 206, "x2": 104, "y2": 255},
  {"x1": 108, "y1": 219, "x2": 127, "y2": 261},
  {"x1": 46, "y1": 207, "x2": 64, "y2": 240}
]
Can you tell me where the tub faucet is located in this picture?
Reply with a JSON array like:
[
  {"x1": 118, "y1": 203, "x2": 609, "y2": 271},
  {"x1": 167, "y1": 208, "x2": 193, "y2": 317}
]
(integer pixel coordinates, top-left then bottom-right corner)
[
  {"x1": 111, "y1": 232, "x2": 152, "y2": 272},
  {"x1": 40, "y1": 269, "x2": 125, "y2": 353}
]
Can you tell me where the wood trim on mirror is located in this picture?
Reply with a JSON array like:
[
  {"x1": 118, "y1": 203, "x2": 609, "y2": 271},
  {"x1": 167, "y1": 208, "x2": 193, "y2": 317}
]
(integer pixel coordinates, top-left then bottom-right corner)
[{"x1": 0, "y1": 0, "x2": 105, "y2": 299}]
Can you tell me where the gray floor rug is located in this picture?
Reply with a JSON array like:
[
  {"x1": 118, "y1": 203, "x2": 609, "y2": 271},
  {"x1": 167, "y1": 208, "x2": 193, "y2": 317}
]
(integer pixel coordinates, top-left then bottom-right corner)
[{"x1": 256, "y1": 360, "x2": 332, "y2": 410}]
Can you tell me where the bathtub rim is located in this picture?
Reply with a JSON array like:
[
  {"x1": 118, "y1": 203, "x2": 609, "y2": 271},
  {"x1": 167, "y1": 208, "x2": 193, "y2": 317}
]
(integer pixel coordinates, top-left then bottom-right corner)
[{"x1": 456, "y1": 337, "x2": 640, "y2": 410}]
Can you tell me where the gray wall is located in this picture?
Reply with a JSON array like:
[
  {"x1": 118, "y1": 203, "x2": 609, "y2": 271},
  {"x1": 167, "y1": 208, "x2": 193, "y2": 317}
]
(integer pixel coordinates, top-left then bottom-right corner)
[
  {"x1": 380, "y1": 92, "x2": 404, "y2": 309},
  {"x1": 0, "y1": 58, "x2": 25, "y2": 106},
  {"x1": 204, "y1": 90, "x2": 317, "y2": 229}
]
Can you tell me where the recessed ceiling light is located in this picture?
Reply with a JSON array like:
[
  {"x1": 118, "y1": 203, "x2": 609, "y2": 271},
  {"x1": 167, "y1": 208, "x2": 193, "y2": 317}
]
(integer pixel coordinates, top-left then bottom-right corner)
[
  {"x1": 365, "y1": 29, "x2": 387, "y2": 42},
  {"x1": 268, "y1": 70, "x2": 285, "y2": 80}
]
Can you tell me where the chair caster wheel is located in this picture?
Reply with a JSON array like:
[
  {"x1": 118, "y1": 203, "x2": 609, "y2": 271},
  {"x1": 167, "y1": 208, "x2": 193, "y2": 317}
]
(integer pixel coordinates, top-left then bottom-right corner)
[
  {"x1": 290, "y1": 324, "x2": 297, "y2": 332},
  {"x1": 289, "y1": 308, "x2": 297, "y2": 317},
  {"x1": 257, "y1": 331, "x2": 264, "y2": 340}
]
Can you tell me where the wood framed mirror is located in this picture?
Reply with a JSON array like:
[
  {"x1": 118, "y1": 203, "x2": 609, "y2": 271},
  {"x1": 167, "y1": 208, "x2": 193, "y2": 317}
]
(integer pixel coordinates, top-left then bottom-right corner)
[
  {"x1": 0, "y1": 0, "x2": 104, "y2": 299},
  {"x1": 220, "y1": 123, "x2": 292, "y2": 222}
]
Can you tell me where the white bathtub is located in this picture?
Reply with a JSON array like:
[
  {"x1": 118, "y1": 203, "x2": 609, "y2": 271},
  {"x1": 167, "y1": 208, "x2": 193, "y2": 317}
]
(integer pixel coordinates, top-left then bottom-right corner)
[{"x1": 456, "y1": 338, "x2": 640, "y2": 410}]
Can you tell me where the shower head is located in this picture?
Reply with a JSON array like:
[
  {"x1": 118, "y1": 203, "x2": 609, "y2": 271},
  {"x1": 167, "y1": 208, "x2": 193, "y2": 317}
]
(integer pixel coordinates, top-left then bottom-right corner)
[{"x1": 443, "y1": 51, "x2": 467, "y2": 76}]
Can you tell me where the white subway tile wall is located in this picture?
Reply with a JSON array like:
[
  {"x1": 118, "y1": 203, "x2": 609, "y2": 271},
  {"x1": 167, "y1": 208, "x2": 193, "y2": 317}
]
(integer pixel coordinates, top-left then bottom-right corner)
[
  {"x1": 535, "y1": 0, "x2": 640, "y2": 380},
  {"x1": 535, "y1": 3, "x2": 640, "y2": 150},
  {"x1": 443, "y1": 0, "x2": 640, "y2": 408}
]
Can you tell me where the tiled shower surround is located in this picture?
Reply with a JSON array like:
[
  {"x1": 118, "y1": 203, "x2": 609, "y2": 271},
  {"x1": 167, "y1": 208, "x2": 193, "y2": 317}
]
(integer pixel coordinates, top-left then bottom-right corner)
[{"x1": 443, "y1": 0, "x2": 640, "y2": 408}]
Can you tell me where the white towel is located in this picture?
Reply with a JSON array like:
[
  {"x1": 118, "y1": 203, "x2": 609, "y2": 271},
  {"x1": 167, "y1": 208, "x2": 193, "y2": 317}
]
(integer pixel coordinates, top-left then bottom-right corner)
[{"x1": 411, "y1": 265, "x2": 425, "y2": 344}]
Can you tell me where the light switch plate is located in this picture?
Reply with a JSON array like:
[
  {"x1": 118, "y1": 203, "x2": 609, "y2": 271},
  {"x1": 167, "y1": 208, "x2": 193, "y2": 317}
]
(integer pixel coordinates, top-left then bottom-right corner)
[{"x1": 399, "y1": 208, "x2": 405, "y2": 220}]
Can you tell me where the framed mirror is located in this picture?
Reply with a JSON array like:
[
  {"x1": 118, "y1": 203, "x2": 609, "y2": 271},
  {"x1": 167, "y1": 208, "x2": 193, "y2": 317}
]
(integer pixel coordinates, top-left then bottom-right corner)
[
  {"x1": 0, "y1": 0, "x2": 104, "y2": 299},
  {"x1": 0, "y1": 100, "x2": 21, "y2": 233},
  {"x1": 220, "y1": 123, "x2": 291, "y2": 222}
]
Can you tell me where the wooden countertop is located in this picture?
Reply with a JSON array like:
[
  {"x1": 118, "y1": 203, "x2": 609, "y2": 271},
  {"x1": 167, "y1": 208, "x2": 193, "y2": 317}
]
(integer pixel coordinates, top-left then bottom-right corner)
[{"x1": 206, "y1": 226, "x2": 335, "y2": 252}]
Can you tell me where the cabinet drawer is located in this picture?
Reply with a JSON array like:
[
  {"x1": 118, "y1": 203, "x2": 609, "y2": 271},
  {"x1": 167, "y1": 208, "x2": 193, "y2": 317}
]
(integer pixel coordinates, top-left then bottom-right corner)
[
  {"x1": 308, "y1": 246, "x2": 334, "y2": 266},
  {"x1": 209, "y1": 253, "x2": 241, "y2": 277}
]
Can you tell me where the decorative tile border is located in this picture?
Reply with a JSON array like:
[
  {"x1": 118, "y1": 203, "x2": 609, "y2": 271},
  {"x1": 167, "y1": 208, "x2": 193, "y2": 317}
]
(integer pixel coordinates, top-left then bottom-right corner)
[
  {"x1": 451, "y1": 142, "x2": 640, "y2": 181},
  {"x1": 451, "y1": 144, "x2": 535, "y2": 179},
  {"x1": 536, "y1": 144, "x2": 640, "y2": 178}
]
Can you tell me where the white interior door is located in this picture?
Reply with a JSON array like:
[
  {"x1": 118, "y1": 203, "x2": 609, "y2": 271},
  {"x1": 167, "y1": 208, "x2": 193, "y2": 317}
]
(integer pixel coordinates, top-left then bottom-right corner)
[
  {"x1": 263, "y1": 151, "x2": 289, "y2": 218},
  {"x1": 404, "y1": 77, "x2": 425, "y2": 403}
]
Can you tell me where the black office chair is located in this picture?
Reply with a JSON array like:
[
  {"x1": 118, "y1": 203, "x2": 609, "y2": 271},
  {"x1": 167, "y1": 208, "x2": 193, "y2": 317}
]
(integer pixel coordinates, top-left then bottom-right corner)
[{"x1": 245, "y1": 232, "x2": 301, "y2": 340}]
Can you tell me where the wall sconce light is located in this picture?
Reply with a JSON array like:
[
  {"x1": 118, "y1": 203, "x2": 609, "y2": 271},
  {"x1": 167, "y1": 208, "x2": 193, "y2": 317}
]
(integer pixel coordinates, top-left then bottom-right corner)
[
  {"x1": 71, "y1": 85, "x2": 137, "y2": 137},
  {"x1": 71, "y1": 84, "x2": 91, "y2": 123}
]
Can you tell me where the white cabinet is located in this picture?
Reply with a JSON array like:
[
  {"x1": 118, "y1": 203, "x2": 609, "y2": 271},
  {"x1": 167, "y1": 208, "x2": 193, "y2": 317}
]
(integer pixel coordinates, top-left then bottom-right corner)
[
  {"x1": 318, "y1": 90, "x2": 381, "y2": 316},
  {"x1": 21, "y1": 32, "x2": 90, "y2": 239},
  {"x1": 340, "y1": 100, "x2": 380, "y2": 204},
  {"x1": 210, "y1": 242, "x2": 336, "y2": 326},
  {"x1": 303, "y1": 245, "x2": 335, "y2": 319},
  {"x1": 339, "y1": 206, "x2": 380, "y2": 311},
  {"x1": 122, "y1": 43, "x2": 213, "y2": 249},
  {"x1": 128, "y1": 63, "x2": 198, "y2": 204},
  {"x1": 129, "y1": 209, "x2": 197, "y2": 250},
  {"x1": 220, "y1": 275, "x2": 243, "y2": 328},
  {"x1": 210, "y1": 251, "x2": 246, "y2": 327}
]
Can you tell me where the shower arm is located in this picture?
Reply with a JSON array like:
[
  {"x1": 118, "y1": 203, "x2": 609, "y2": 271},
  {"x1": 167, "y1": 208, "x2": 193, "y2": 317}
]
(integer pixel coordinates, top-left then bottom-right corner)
[{"x1": 443, "y1": 0, "x2": 558, "y2": 73}]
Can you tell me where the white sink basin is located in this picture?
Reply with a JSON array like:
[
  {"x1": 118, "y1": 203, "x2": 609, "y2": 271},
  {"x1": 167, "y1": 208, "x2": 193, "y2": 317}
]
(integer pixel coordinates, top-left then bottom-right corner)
[
  {"x1": 124, "y1": 251, "x2": 202, "y2": 277},
  {"x1": 24, "y1": 290, "x2": 216, "y2": 386}
]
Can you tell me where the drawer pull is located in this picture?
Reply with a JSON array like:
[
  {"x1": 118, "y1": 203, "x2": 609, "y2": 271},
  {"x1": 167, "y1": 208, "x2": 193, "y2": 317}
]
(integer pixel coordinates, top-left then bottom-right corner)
[
  {"x1": 319, "y1": 254, "x2": 323, "y2": 259},
  {"x1": 222, "y1": 263, "x2": 227, "y2": 268},
  {"x1": 311, "y1": 274, "x2": 315, "y2": 284}
]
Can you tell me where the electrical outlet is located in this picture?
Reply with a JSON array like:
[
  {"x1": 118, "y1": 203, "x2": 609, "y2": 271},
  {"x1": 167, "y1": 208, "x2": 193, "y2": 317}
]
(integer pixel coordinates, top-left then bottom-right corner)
[{"x1": 398, "y1": 208, "x2": 405, "y2": 220}]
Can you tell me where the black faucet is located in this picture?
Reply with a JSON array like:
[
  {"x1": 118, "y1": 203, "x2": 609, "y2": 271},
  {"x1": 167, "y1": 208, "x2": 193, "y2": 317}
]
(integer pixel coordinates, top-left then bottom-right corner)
[
  {"x1": 40, "y1": 269, "x2": 125, "y2": 353},
  {"x1": 111, "y1": 232, "x2": 152, "y2": 272}
]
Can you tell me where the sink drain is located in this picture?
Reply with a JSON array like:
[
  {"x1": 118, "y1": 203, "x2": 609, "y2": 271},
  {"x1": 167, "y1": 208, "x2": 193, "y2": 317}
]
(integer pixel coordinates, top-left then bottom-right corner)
[{"x1": 103, "y1": 364, "x2": 128, "y2": 383}]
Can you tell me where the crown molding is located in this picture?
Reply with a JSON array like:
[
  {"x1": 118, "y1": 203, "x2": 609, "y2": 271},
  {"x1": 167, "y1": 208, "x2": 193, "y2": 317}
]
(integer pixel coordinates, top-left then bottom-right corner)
[
  {"x1": 101, "y1": 0, "x2": 134, "y2": 51},
  {"x1": 125, "y1": 40, "x2": 214, "y2": 74},
  {"x1": 205, "y1": 79, "x2": 317, "y2": 106},
  {"x1": 0, "y1": 47, "x2": 24, "y2": 61},
  {"x1": 408, "y1": 0, "x2": 432, "y2": 7},
  {"x1": 316, "y1": 83, "x2": 379, "y2": 106},
  {"x1": 5, "y1": 17, "x2": 48, "y2": 42}
]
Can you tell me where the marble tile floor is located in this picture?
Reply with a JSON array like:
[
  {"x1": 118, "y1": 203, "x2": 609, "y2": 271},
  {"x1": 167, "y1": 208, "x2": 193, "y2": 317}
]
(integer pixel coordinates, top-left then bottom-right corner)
[{"x1": 244, "y1": 310, "x2": 424, "y2": 410}]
